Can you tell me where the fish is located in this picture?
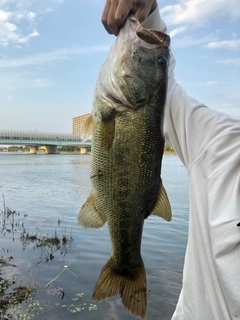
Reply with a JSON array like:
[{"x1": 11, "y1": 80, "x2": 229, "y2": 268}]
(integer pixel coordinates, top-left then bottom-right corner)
[{"x1": 78, "y1": 16, "x2": 171, "y2": 318}]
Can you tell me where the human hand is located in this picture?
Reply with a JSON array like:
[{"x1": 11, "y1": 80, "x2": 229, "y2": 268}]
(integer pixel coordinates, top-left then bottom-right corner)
[{"x1": 102, "y1": 0, "x2": 158, "y2": 36}]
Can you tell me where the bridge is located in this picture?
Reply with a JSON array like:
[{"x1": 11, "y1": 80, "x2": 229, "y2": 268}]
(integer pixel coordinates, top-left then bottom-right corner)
[{"x1": 0, "y1": 130, "x2": 91, "y2": 154}]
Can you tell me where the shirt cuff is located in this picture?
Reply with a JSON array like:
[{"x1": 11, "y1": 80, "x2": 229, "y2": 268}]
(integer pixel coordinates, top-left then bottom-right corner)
[{"x1": 141, "y1": 6, "x2": 167, "y2": 33}]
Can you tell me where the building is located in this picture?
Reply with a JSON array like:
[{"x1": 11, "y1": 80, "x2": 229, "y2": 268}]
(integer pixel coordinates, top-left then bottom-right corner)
[{"x1": 73, "y1": 113, "x2": 91, "y2": 135}]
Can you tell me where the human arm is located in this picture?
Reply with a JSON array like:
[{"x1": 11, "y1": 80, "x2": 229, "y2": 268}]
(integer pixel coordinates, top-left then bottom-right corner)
[{"x1": 142, "y1": 8, "x2": 240, "y2": 320}]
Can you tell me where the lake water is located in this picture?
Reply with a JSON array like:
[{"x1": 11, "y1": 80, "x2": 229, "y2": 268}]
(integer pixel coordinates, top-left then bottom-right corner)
[{"x1": 0, "y1": 153, "x2": 189, "y2": 320}]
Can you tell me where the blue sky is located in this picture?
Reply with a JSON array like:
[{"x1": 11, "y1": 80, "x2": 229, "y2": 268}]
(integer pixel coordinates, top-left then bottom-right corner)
[{"x1": 0, "y1": 0, "x2": 239, "y2": 134}]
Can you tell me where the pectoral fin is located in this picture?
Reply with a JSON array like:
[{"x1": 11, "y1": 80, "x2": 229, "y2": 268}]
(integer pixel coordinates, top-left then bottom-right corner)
[
  {"x1": 152, "y1": 183, "x2": 172, "y2": 221},
  {"x1": 99, "y1": 108, "x2": 115, "y2": 149},
  {"x1": 77, "y1": 190, "x2": 107, "y2": 228}
]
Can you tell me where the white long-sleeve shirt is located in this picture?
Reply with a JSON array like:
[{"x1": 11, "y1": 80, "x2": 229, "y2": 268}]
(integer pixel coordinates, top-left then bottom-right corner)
[{"x1": 143, "y1": 8, "x2": 240, "y2": 320}]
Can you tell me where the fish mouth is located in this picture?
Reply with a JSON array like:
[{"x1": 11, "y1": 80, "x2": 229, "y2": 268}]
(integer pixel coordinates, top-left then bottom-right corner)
[
  {"x1": 136, "y1": 29, "x2": 170, "y2": 46},
  {"x1": 106, "y1": 93, "x2": 123, "y2": 105},
  {"x1": 104, "y1": 93, "x2": 132, "y2": 112},
  {"x1": 129, "y1": 15, "x2": 170, "y2": 47}
]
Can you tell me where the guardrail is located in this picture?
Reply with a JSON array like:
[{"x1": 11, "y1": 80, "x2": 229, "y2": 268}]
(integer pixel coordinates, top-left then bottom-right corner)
[{"x1": 0, "y1": 130, "x2": 83, "y2": 142}]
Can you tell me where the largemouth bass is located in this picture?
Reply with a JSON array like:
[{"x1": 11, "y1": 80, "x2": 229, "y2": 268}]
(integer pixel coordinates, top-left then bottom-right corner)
[{"x1": 78, "y1": 16, "x2": 171, "y2": 318}]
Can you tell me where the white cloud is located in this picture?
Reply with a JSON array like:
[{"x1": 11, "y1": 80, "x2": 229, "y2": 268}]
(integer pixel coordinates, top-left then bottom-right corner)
[
  {"x1": 171, "y1": 34, "x2": 216, "y2": 47},
  {"x1": 0, "y1": 20, "x2": 17, "y2": 46},
  {"x1": 215, "y1": 58, "x2": 240, "y2": 66},
  {"x1": 0, "y1": 0, "x2": 34, "y2": 10},
  {"x1": 34, "y1": 78, "x2": 49, "y2": 88},
  {"x1": 0, "y1": 71, "x2": 52, "y2": 91},
  {"x1": 206, "y1": 81, "x2": 219, "y2": 86},
  {"x1": 205, "y1": 39, "x2": 240, "y2": 50},
  {"x1": 0, "y1": 45, "x2": 110, "y2": 67},
  {"x1": 14, "y1": 12, "x2": 24, "y2": 20},
  {"x1": 27, "y1": 11, "x2": 35, "y2": 19},
  {"x1": 0, "y1": 9, "x2": 11, "y2": 20},
  {"x1": 221, "y1": 103, "x2": 232, "y2": 107},
  {"x1": 161, "y1": 0, "x2": 240, "y2": 26},
  {"x1": 14, "y1": 11, "x2": 35, "y2": 21},
  {"x1": 17, "y1": 30, "x2": 39, "y2": 43},
  {"x1": 0, "y1": 18, "x2": 39, "y2": 46},
  {"x1": 190, "y1": 81, "x2": 221, "y2": 86},
  {"x1": 0, "y1": 7, "x2": 38, "y2": 46},
  {"x1": 0, "y1": 0, "x2": 64, "y2": 47},
  {"x1": 0, "y1": 0, "x2": 64, "y2": 10},
  {"x1": 169, "y1": 26, "x2": 186, "y2": 38}
]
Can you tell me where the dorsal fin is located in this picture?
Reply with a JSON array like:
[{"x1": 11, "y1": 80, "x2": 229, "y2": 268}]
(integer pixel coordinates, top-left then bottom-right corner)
[{"x1": 81, "y1": 114, "x2": 93, "y2": 141}]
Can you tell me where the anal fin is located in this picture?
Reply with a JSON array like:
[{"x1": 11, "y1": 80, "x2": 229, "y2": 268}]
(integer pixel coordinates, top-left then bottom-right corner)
[
  {"x1": 152, "y1": 183, "x2": 172, "y2": 221},
  {"x1": 77, "y1": 190, "x2": 106, "y2": 228}
]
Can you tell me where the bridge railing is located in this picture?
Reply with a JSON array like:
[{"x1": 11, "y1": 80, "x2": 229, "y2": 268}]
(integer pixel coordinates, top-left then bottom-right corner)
[{"x1": 0, "y1": 130, "x2": 83, "y2": 142}]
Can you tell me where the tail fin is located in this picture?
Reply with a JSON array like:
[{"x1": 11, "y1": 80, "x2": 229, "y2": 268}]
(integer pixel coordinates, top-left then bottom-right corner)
[{"x1": 92, "y1": 259, "x2": 147, "y2": 318}]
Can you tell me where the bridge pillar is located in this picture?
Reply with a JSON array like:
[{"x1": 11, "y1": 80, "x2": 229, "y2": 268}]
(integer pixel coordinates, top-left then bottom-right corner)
[
  {"x1": 44, "y1": 145, "x2": 59, "y2": 154},
  {"x1": 29, "y1": 146, "x2": 38, "y2": 154},
  {"x1": 80, "y1": 147, "x2": 87, "y2": 154}
]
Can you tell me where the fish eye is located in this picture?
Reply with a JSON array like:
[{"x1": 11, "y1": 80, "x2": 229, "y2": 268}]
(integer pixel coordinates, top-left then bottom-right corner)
[{"x1": 158, "y1": 56, "x2": 167, "y2": 67}]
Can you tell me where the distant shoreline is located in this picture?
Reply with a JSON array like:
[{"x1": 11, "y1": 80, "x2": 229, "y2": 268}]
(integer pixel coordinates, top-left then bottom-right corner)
[{"x1": 0, "y1": 150, "x2": 176, "y2": 156}]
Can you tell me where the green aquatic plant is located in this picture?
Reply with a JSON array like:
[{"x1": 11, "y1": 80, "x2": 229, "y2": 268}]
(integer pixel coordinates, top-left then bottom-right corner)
[
  {"x1": 72, "y1": 292, "x2": 84, "y2": 301},
  {"x1": 6, "y1": 288, "x2": 98, "y2": 319},
  {"x1": 67, "y1": 293, "x2": 97, "y2": 314},
  {"x1": 89, "y1": 303, "x2": 98, "y2": 311}
]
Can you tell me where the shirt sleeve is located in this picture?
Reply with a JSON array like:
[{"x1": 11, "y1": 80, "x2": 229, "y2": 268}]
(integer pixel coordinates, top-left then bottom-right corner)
[{"x1": 143, "y1": 9, "x2": 240, "y2": 320}]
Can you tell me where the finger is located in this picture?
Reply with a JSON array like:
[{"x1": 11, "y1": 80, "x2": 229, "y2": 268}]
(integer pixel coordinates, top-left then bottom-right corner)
[
  {"x1": 132, "y1": 0, "x2": 158, "y2": 23},
  {"x1": 134, "y1": 5, "x2": 151, "y2": 23},
  {"x1": 107, "y1": 1, "x2": 121, "y2": 36},
  {"x1": 115, "y1": 0, "x2": 134, "y2": 29},
  {"x1": 102, "y1": 0, "x2": 113, "y2": 34}
]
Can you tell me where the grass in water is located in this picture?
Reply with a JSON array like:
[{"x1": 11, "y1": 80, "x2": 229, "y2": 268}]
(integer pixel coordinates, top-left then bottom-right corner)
[{"x1": 0, "y1": 199, "x2": 96, "y2": 319}]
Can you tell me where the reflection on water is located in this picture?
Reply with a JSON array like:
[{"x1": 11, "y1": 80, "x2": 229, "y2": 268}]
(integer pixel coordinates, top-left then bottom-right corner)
[{"x1": 0, "y1": 153, "x2": 189, "y2": 319}]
